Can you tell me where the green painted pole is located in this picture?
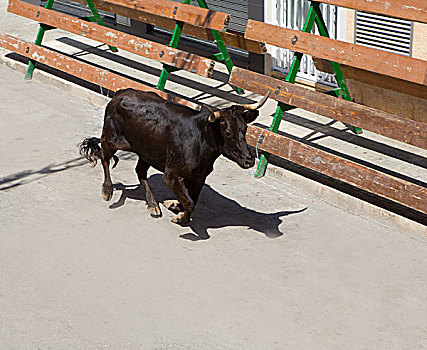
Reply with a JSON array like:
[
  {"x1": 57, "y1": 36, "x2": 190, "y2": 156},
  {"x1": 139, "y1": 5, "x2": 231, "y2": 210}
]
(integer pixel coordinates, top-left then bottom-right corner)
[
  {"x1": 25, "y1": 0, "x2": 117, "y2": 80},
  {"x1": 156, "y1": 0, "x2": 242, "y2": 93},
  {"x1": 254, "y1": 6, "x2": 318, "y2": 178},
  {"x1": 84, "y1": 0, "x2": 117, "y2": 52},
  {"x1": 312, "y1": 1, "x2": 362, "y2": 134},
  {"x1": 196, "y1": 0, "x2": 244, "y2": 94},
  {"x1": 25, "y1": 0, "x2": 55, "y2": 79},
  {"x1": 156, "y1": 0, "x2": 190, "y2": 91}
]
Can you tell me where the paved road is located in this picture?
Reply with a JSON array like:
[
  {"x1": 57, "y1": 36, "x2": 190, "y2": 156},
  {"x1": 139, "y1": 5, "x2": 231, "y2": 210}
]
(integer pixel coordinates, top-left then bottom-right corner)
[{"x1": 1, "y1": 65, "x2": 426, "y2": 349}]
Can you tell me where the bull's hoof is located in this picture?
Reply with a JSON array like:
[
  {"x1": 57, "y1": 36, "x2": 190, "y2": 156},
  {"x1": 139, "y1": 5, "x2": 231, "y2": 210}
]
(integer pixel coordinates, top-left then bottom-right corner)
[
  {"x1": 171, "y1": 212, "x2": 190, "y2": 225},
  {"x1": 102, "y1": 184, "x2": 113, "y2": 201},
  {"x1": 163, "y1": 200, "x2": 183, "y2": 214},
  {"x1": 147, "y1": 205, "x2": 162, "y2": 218}
]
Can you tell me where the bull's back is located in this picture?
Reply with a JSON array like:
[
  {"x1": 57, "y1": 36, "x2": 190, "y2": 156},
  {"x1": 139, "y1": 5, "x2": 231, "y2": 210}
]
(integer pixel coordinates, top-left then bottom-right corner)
[{"x1": 104, "y1": 89, "x2": 198, "y2": 171}]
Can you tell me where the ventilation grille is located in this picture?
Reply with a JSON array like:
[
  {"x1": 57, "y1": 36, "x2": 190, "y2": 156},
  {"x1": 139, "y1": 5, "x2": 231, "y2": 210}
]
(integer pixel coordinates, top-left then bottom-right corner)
[{"x1": 355, "y1": 11, "x2": 413, "y2": 56}]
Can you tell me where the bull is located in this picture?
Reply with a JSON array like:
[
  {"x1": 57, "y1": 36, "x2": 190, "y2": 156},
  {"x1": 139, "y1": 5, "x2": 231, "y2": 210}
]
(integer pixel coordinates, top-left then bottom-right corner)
[{"x1": 79, "y1": 88, "x2": 269, "y2": 225}]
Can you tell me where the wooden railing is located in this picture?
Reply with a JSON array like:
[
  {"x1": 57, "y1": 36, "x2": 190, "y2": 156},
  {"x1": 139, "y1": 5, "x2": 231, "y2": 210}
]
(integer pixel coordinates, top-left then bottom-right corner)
[
  {"x1": 229, "y1": 0, "x2": 427, "y2": 214},
  {"x1": 1, "y1": 0, "x2": 249, "y2": 110},
  {"x1": 1, "y1": 0, "x2": 425, "y2": 214}
]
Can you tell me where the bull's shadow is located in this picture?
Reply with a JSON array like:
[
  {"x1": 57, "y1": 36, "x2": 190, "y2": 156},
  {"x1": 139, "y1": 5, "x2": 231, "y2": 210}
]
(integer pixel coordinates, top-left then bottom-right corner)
[{"x1": 111, "y1": 174, "x2": 306, "y2": 240}]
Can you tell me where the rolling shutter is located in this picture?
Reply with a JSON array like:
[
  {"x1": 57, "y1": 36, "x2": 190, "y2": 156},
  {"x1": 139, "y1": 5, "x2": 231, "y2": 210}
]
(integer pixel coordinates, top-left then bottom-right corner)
[
  {"x1": 171, "y1": 0, "x2": 248, "y2": 34},
  {"x1": 204, "y1": 0, "x2": 248, "y2": 33},
  {"x1": 355, "y1": 11, "x2": 413, "y2": 56},
  {"x1": 164, "y1": 0, "x2": 249, "y2": 61}
]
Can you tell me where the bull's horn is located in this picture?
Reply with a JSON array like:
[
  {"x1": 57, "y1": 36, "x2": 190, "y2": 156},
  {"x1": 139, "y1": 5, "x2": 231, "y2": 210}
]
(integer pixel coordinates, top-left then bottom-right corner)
[
  {"x1": 242, "y1": 90, "x2": 271, "y2": 110},
  {"x1": 204, "y1": 104, "x2": 221, "y2": 122}
]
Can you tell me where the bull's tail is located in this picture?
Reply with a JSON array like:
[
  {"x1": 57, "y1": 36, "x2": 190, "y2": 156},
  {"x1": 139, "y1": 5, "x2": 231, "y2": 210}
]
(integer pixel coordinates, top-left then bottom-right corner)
[
  {"x1": 78, "y1": 137, "x2": 119, "y2": 168},
  {"x1": 79, "y1": 137, "x2": 102, "y2": 167}
]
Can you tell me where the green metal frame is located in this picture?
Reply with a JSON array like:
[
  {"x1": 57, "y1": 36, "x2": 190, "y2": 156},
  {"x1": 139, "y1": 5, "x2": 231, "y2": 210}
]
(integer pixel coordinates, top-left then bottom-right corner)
[
  {"x1": 254, "y1": 1, "x2": 361, "y2": 178},
  {"x1": 156, "y1": 0, "x2": 244, "y2": 94},
  {"x1": 25, "y1": 0, "x2": 117, "y2": 80}
]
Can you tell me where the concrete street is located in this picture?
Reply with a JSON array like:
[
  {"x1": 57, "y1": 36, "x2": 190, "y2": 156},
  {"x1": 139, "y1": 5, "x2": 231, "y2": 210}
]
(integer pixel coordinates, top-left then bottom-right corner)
[
  {"x1": 1, "y1": 56, "x2": 427, "y2": 350},
  {"x1": 1, "y1": 1, "x2": 426, "y2": 348}
]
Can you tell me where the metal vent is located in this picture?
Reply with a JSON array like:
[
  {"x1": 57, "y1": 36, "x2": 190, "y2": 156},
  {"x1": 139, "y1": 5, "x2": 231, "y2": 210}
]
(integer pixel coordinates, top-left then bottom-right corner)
[
  {"x1": 116, "y1": 15, "x2": 131, "y2": 27},
  {"x1": 355, "y1": 11, "x2": 413, "y2": 56}
]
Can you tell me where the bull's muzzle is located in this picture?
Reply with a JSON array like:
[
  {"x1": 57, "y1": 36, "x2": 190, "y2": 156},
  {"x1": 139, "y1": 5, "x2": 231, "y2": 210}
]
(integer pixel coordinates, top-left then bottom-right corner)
[{"x1": 240, "y1": 155, "x2": 255, "y2": 169}]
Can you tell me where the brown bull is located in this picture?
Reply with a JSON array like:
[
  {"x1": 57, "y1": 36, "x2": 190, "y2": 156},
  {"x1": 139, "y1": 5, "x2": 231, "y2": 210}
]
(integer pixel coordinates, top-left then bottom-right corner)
[{"x1": 79, "y1": 88, "x2": 269, "y2": 225}]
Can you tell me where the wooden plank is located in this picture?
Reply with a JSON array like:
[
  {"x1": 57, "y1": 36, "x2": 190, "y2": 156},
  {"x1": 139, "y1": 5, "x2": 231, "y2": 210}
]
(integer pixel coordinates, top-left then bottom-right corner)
[
  {"x1": 8, "y1": 0, "x2": 215, "y2": 78},
  {"x1": 343, "y1": 78, "x2": 427, "y2": 124},
  {"x1": 313, "y1": 58, "x2": 427, "y2": 100},
  {"x1": 246, "y1": 125, "x2": 427, "y2": 214},
  {"x1": 245, "y1": 19, "x2": 427, "y2": 86},
  {"x1": 230, "y1": 67, "x2": 427, "y2": 149},
  {"x1": 104, "y1": 0, "x2": 230, "y2": 32},
  {"x1": 315, "y1": 0, "x2": 427, "y2": 24},
  {"x1": 0, "y1": 33, "x2": 201, "y2": 110},
  {"x1": 69, "y1": 0, "x2": 265, "y2": 54}
]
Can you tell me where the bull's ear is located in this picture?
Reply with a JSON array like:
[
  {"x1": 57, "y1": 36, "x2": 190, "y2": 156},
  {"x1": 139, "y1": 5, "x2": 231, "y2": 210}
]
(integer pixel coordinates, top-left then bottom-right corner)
[{"x1": 242, "y1": 110, "x2": 259, "y2": 123}]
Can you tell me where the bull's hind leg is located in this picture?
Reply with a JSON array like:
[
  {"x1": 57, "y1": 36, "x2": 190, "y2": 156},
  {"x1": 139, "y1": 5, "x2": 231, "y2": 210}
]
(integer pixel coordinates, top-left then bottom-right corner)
[
  {"x1": 136, "y1": 158, "x2": 162, "y2": 218},
  {"x1": 100, "y1": 142, "x2": 116, "y2": 201},
  {"x1": 163, "y1": 180, "x2": 203, "y2": 214},
  {"x1": 163, "y1": 200, "x2": 183, "y2": 214},
  {"x1": 164, "y1": 172, "x2": 194, "y2": 225}
]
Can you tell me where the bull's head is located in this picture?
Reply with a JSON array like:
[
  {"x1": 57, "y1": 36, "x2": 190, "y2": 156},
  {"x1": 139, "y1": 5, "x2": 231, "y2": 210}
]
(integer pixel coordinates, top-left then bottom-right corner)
[{"x1": 205, "y1": 91, "x2": 270, "y2": 169}]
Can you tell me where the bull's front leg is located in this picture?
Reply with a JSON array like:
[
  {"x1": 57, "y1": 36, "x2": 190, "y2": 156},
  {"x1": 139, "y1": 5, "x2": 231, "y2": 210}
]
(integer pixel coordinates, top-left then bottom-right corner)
[{"x1": 163, "y1": 172, "x2": 194, "y2": 225}]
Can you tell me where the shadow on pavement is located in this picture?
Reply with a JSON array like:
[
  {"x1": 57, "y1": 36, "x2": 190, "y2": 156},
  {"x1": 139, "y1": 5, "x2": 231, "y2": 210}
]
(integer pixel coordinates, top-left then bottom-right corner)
[
  {"x1": 110, "y1": 174, "x2": 307, "y2": 240},
  {"x1": 0, "y1": 157, "x2": 87, "y2": 191}
]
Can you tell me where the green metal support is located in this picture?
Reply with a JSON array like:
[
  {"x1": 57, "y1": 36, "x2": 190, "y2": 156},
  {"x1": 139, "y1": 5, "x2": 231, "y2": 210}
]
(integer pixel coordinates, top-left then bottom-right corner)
[
  {"x1": 156, "y1": 4, "x2": 188, "y2": 91},
  {"x1": 324, "y1": 87, "x2": 343, "y2": 97},
  {"x1": 254, "y1": 5, "x2": 318, "y2": 178},
  {"x1": 25, "y1": 0, "x2": 54, "y2": 79},
  {"x1": 25, "y1": 0, "x2": 116, "y2": 80},
  {"x1": 84, "y1": 0, "x2": 117, "y2": 53},
  {"x1": 312, "y1": 2, "x2": 362, "y2": 134},
  {"x1": 210, "y1": 52, "x2": 225, "y2": 61},
  {"x1": 254, "y1": 1, "x2": 361, "y2": 178},
  {"x1": 196, "y1": 0, "x2": 243, "y2": 94},
  {"x1": 156, "y1": 0, "x2": 243, "y2": 94}
]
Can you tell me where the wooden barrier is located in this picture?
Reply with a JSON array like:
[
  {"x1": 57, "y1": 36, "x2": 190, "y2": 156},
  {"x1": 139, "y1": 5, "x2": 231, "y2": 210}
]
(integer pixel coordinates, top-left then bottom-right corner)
[
  {"x1": 245, "y1": 125, "x2": 427, "y2": 214},
  {"x1": 245, "y1": 20, "x2": 427, "y2": 86},
  {"x1": 103, "y1": 0, "x2": 230, "y2": 31},
  {"x1": 230, "y1": 0, "x2": 427, "y2": 214},
  {"x1": 69, "y1": 0, "x2": 266, "y2": 54},
  {"x1": 314, "y1": 0, "x2": 427, "y2": 24},
  {"x1": 230, "y1": 67, "x2": 427, "y2": 149},
  {"x1": 8, "y1": 0, "x2": 215, "y2": 78},
  {"x1": 2, "y1": 0, "x2": 247, "y2": 109},
  {"x1": 2, "y1": 0, "x2": 425, "y2": 213},
  {"x1": 0, "y1": 33, "x2": 200, "y2": 110}
]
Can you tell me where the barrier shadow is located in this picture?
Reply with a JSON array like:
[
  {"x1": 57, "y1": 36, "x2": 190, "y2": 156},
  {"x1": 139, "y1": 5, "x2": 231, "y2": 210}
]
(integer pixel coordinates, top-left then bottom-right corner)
[
  {"x1": 252, "y1": 121, "x2": 427, "y2": 188},
  {"x1": 111, "y1": 174, "x2": 306, "y2": 240},
  {"x1": 0, "y1": 152, "x2": 136, "y2": 192},
  {"x1": 276, "y1": 112, "x2": 427, "y2": 169},
  {"x1": 0, "y1": 157, "x2": 87, "y2": 191},
  {"x1": 56, "y1": 37, "x2": 255, "y2": 105}
]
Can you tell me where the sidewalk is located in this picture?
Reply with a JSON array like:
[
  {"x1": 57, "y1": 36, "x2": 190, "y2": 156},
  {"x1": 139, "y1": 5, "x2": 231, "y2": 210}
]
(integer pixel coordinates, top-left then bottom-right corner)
[{"x1": 1, "y1": 3, "x2": 427, "y2": 349}]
